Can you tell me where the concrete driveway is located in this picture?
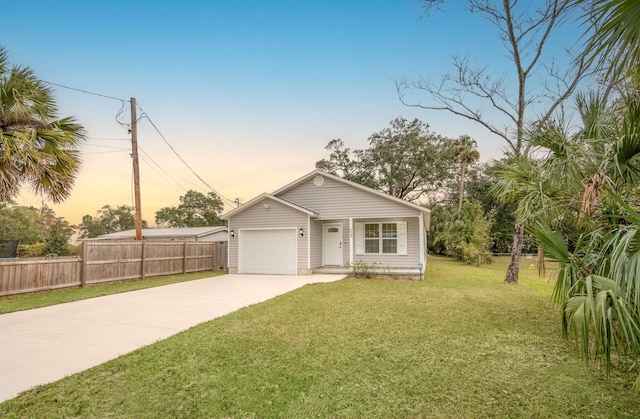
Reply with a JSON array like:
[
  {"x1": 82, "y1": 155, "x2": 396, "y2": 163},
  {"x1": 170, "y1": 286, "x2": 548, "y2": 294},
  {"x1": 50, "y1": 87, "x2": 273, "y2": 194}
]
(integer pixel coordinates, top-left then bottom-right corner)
[{"x1": 0, "y1": 273, "x2": 344, "y2": 402}]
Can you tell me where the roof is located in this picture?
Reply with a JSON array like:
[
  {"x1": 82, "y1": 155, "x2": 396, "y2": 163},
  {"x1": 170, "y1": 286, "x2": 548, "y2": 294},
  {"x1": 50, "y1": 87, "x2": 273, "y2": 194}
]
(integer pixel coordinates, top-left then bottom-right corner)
[
  {"x1": 220, "y1": 193, "x2": 319, "y2": 220},
  {"x1": 96, "y1": 226, "x2": 227, "y2": 240},
  {"x1": 220, "y1": 169, "x2": 430, "y2": 224}
]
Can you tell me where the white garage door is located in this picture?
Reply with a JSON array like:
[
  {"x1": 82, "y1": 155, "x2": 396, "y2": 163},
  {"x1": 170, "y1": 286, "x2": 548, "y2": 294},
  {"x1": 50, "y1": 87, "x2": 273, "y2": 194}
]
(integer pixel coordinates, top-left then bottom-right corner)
[{"x1": 238, "y1": 229, "x2": 297, "y2": 275}]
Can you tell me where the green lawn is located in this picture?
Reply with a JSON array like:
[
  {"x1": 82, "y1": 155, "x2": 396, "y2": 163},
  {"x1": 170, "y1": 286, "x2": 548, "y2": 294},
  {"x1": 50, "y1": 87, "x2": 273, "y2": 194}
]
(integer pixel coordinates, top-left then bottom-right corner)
[
  {"x1": 2, "y1": 256, "x2": 639, "y2": 418},
  {"x1": 0, "y1": 271, "x2": 225, "y2": 314}
]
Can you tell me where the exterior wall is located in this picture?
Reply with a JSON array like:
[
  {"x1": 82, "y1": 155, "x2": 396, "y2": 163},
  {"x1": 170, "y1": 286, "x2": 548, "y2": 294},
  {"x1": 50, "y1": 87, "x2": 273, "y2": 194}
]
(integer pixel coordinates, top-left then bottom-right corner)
[
  {"x1": 198, "y1": 231, "x2": 228, "y2": 242},
  {"x1": 315, "y1": 217, "x2": 420, "y2": 269},
  {"x1": 228, "y1": 197, "x2": 308, "y2": 272},
  {"x1": 278, "y1": 175, "x2": 421, "y2": 220},
  {"x1": 352, "y1": 216, "x2": 421, "y2": 268},
  {"x1": 310, "y1": 219, "x2": 323, "y2": 269}
]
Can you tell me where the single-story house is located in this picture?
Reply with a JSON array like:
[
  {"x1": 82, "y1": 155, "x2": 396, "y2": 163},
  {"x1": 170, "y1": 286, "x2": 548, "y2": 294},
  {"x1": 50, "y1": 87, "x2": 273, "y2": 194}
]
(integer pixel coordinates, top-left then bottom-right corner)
[
  {"x1": 95, "y1": 226, "x2": 228, "y2": 242},
  {"x1": 221, "y1": 170, "x2": 430, "y2": 278}
]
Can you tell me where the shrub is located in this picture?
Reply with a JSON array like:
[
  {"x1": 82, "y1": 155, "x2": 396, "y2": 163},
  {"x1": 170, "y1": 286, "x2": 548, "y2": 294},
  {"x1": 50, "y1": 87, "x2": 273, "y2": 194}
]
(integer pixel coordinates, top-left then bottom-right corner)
[
  {"x1": 16, "y1": 243, "x2": 80, "y2": 258},
  {"x1": 430, "y1": 202, "x2": 492, "y2": 264},
  {"x1": 346, "y1": 260, "x2": 380, "y2": 278}
]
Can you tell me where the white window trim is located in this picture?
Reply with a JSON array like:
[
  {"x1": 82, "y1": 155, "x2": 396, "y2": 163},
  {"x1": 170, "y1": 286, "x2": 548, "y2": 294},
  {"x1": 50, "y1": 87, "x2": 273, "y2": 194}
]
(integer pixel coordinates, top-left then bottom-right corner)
[{"x1": 355, "y1": 221, "x2": 407, "y2": 256}]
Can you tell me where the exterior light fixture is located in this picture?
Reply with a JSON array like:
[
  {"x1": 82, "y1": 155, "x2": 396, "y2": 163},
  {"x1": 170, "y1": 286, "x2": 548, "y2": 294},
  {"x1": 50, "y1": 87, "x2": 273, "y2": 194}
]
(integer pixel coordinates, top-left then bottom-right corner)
[
  {"x1": 299, "y1": 228, "x2": 304, "y2": 237},
  {"x1": 230, "y1": 230, "x2": 235, "y2": 238}
]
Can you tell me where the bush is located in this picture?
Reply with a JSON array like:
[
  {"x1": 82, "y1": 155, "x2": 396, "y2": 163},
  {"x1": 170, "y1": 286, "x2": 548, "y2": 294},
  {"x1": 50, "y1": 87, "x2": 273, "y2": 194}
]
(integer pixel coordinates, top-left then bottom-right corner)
[
  {"x1": 429, "y1": 202, "x2": 492, "y2": 264},
  {"x1": 346, "y1": 260, "x2": 380, "y2": 278},
  {"x1": 66, "y1": 245, "x2": 81, "y2": 256},
  {"x1": 17, "y1": 243, "x2": 46, "y2": 258},
  {"x1": 16, "y1": 243, "x2": 80, "y2": 258}
]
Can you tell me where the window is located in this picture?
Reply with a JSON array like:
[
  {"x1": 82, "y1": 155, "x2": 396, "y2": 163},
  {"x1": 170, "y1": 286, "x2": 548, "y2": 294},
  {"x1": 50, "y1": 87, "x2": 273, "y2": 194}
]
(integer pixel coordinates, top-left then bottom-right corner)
[
  {"x1": 357, "y1": 222, "x2": 403, "y2": 254},
  {"x1": 364, "y1": 224, "x2": 379, "y2": 253},
  {"x1": 355, "y1": 221, "x2": 407, "y2": 256},
  {"x1": 381, "y1": 223, "x2": 397, "y2": 253}
]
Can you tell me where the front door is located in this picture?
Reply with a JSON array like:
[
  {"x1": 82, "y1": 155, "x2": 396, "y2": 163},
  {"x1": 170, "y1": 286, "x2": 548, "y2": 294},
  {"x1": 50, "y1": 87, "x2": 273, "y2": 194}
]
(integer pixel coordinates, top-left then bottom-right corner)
[{"x1": 323, "y1": 224, "x2": 343, "y2": 266}]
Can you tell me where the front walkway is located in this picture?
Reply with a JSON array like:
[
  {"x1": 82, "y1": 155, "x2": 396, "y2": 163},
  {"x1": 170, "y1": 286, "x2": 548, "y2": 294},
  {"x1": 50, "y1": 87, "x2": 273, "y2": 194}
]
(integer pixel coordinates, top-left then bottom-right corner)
[{"x1": 0, "y1": 273, "x2": 344, "y2": 402}]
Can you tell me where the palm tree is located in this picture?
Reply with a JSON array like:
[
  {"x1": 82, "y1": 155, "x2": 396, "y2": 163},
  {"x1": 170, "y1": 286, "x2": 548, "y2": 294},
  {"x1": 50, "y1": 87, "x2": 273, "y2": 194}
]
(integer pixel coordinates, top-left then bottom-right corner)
[
  {"x1": 577, "y1": 0, "x2": 640, "y2": 85},
  {"x1": 0, "y1": 46, "x2": 85, "y2": 203},
  {"x1": 530, "y1": 90, "x2": 640, "y2": 390},
  {"x1": 535, "y1": 190, "x2": 640, "y2": 390},
  {"x1": 490, "y1": 154, "x2": 567, "y2": 282},
  {"x1": 453, "y1": 135, "x2": 480, "y2": 211}
]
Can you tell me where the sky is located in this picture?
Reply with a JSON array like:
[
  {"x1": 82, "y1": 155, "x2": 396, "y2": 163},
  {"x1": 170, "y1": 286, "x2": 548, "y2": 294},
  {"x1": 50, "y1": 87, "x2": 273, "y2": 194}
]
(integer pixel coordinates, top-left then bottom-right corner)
[{"x1": 4, "y1": 0, "x2": 586, "y2": 225}]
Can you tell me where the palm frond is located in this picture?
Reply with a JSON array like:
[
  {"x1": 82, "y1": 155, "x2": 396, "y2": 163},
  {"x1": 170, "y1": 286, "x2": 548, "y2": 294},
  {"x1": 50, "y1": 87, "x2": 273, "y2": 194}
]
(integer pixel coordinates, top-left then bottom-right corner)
[
  {"x1": 563, "y1": 294, "x2": 592, "y2": 357},
  {"x1": 0, "y1": 48, "x2": 84, "y2": 202},
  {"x1": 532, "y1": 221, "x2": 585, "y2": 304},
  {"x1": 580, "y1": 0, "x2": 640, "y2": 82}
]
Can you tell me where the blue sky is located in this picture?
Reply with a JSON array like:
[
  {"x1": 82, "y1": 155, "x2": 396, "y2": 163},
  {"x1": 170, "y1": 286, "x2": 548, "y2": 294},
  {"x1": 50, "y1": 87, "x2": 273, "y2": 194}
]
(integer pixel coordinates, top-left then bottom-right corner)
[{"x1": 5, "y1": 0, "x2": 585, "y2": 224}]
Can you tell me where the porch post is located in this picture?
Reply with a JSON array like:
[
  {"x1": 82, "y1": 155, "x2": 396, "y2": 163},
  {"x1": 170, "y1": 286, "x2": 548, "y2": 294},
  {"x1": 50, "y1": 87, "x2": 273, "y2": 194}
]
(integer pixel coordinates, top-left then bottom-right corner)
[
  {"x1": 418, "y1": 215, "x2": 425, "y2": 266},
  {"x1": 307, "y1": 216, "x2": 311, "y2": 270},
  {"x1": 349, "y1": 217, "x2": 354, "y2": 265}
]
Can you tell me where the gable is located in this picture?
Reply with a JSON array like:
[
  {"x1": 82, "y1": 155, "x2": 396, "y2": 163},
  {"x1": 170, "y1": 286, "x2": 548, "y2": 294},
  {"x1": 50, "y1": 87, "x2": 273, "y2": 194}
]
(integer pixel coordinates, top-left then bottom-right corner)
[
  {"x1": 221, "y1": 192, "x2": 317, "y2": 220},
  {"x1": 277, "y1": 174, "x2": 421, "y2": 220},
  {"x1": 227, "y1": 195, "x2": 309, "y2": 228}
]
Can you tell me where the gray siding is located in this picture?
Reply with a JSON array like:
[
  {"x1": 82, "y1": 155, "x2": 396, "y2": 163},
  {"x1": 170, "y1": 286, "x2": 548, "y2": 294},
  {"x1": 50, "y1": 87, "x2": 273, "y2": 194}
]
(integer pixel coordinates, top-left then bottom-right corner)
[
  {"x1": 278, "y1": 176, "x2": 421, "y2": 220},
  {"x1": 310, "y1": 219, "x2": 323, "y2": 268},
  {"x1": 228, "y1": 197, "x2": 308, "y2": 271},
  {"x1": 352, "y1": 217, "x2": 421, "y2": 268}
]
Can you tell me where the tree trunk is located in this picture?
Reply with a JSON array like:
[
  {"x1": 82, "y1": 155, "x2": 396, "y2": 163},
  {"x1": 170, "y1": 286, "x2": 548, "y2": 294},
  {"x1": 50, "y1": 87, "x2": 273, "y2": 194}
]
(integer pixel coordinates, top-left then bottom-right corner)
[
  {"x1": 505, "y1": 221, "x2": 524, "y2": 283},
  {"x1": 537, "y1": 245, "x2": 545, "y2": 278}
]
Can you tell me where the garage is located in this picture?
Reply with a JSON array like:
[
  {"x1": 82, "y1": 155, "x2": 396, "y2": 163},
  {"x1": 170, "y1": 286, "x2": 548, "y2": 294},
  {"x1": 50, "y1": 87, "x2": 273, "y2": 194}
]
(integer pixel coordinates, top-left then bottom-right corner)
[{"x1": 238, "y1": 229, "x2": 297, "y2": 275}]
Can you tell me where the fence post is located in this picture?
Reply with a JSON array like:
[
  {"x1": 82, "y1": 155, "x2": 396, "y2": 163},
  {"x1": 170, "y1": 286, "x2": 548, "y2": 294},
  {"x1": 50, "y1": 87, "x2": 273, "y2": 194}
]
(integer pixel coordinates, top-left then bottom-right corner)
[
  {"x1": 214, "y1": 242, "x2": 217, "y2": 271},
  {"x1": 80, "y1": 240, "x2": 88, "y2": 287},
  {"x1": 182, "y1": 242, "x2": 188, "y2": 274},
  {"x1": 141, "y1": 241, "x2": 146, "y2": 279}
]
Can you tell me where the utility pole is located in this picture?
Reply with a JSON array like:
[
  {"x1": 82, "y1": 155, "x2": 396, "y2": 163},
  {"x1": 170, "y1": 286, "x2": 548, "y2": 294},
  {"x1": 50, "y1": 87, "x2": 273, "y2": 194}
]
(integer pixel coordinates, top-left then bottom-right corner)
[{"x1": 130, "y1": 97, "x2": 143, "y2": 240}]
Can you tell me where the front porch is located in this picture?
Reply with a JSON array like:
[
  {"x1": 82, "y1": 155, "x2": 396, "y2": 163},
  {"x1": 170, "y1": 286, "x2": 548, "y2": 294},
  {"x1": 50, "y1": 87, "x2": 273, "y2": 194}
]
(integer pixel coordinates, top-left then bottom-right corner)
[{"x1": 313, "y1": 266, "x2": 424, "y2": 280}]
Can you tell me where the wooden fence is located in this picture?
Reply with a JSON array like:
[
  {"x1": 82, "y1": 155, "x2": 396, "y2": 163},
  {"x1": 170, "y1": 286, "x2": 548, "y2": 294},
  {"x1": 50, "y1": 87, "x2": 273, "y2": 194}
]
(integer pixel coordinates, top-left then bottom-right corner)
[{"x1": 0, "y1": 240, "x2": 228, "y2": 297}]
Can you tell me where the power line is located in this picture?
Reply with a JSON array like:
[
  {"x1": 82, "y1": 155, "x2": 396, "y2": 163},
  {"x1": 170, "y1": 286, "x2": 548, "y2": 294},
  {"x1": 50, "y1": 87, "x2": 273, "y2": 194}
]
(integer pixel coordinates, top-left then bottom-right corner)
[
  {"x1": 86, "y1": 137, "x2": 129, "y2": 141},
  {"x1": 83, "y1": 150, "x2": 130, "y2": 155},
  {"x1": 43, "y1": 81, "x2": 126, "y2": 102},
  {"x1": 161, "y1": 168, "x2": 210, "y2": 192},
  {"x1": 139, "y1": 153, "x2": 187, "y2": 193},
  {"x1": 136, "y1": 104, "x2": 236, "y2": 207},
  {"x1": 38, "y1": 79, "x2": 237, "y2": 207},
  {"x1": 42, "y1": 81, "x2": 133, "y2": 138},
  {"x1": 84, "y1": 143, "x2": 130, "y2": 151},
  {"x1": 138, "y1": 146, "x2": 190, "y2": 193}
]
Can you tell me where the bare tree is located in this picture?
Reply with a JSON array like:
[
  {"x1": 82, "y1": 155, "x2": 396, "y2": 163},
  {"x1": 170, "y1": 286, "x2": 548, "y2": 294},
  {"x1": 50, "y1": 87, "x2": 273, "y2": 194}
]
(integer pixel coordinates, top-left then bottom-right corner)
[{"x1": 397, "y1": 0, "x2": 588, "y2": 283}]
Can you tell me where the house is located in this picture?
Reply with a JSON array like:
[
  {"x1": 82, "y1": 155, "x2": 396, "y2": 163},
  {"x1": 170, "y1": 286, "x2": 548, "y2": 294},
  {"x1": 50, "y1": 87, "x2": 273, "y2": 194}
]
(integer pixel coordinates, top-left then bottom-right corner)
[
  {"x1": 95, "y1": 226, "x2": 228, "y2": 242},
  {"x1": 221, "y1": 170, "x2": 430, "y2": 278}
]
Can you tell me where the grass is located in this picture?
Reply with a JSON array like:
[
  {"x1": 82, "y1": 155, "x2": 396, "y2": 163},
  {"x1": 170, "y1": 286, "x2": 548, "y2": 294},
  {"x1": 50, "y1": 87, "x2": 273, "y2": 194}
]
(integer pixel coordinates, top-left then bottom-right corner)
[
  {"x1": 2, "y1": 256, "x2": 639, "y2": 418},
  {"x1": 0, "y1": 271, "x2": 225, "y2": 314}
]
